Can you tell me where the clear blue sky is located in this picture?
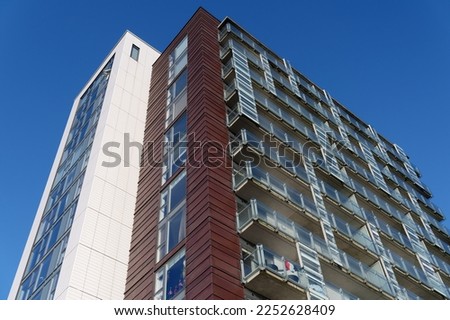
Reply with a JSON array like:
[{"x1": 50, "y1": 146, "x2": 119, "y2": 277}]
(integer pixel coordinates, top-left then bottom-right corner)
[{"x1": 1, "y1": 0, "x2": 449, "y2": 300}]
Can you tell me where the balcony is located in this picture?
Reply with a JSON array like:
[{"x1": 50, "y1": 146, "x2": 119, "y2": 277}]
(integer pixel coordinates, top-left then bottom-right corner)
[
  {"x1": 431, "y1": 254, "x2": 450, "y2": 277},
  {"x1": 224, "y1": 80, "x2": 237, "y2": 101},
  {"x1": 319, "y1": 249, "x2": 394, "y2": 299},
  {"x1": 387, "y1": 249, "x2": 430, "y2": 286},
  {"x1": 221, "y1": 59, "x2": 234, "y2": 79},
  {"x1": 377, "y1": 221, "x2": 415, "y2": 253},
  {"x1": 238, "y1": 200, "x2": 322, "y2": 260},
  {"x1": 242, "y1": 245, "x2": 309, "y2": 300},
  {"x1": 330, "y1": 213, "x2": 378, "y2": 260},
  {"x1": 325, "y1": 282, "x2": 360, "y2": 300},
  {"x1": 233, "y1": 162, "x2": 320, "y2": 222}
]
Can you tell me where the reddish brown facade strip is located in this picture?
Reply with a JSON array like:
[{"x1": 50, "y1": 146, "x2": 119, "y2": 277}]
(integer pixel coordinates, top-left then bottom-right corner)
[{"x1": 125, "y1": 8, "x2": 244, "y2": 300}]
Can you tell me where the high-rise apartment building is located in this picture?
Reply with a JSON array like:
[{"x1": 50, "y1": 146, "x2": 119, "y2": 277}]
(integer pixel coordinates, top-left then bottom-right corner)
[
  {"x1": 11, "y1": 8, "x2": 450, "y2": 301},
  {"x1": 9, "y1": 32, "x2": 160, "y2": 300},
  {"x1": 125, "y1": 8, "x2": 450, "y2": 300}
]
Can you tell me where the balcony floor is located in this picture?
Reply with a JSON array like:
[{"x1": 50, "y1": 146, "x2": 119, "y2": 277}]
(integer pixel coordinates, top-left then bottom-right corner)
[{"x1": 244, "y1": 269, "x2": 308, "y2": 300}]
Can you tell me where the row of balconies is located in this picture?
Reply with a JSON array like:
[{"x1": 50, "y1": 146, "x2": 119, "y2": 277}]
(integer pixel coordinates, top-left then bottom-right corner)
[
  {"x1": 227, "y1": 101, "x2": 450, "y2": 253},
  {"x1": 230, "y1": 127, "x2": 425, "y2": 247},
  {"x1": 224, "y1": 35, "x2": 429, "y2": 197},
  {"x1": 227, "y1": 76, "x2": 444, "y2": 228},
  {"x1": 220, "y1": 35, "x2": 450, "y2": 298},
  {"x1": 222, "y1": 50, "x2": 444, "y2": 225},
  {"x1": 238, "y1": 197, "x2": 450, "y2": 299},
  {"x1": 237, "y1": 199, "x2": 396, "y2": 299},
  {"x1": 220, "y1": 23, "x2": 434, "y2": 198},
  {"x1": 233, "y1": 161, "x2": 450, "y2": 298}
]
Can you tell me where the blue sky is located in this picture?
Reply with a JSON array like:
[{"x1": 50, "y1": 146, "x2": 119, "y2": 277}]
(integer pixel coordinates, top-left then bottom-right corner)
[{"x1": 1, "y1": 0, "x2": 450, "y2": 299}]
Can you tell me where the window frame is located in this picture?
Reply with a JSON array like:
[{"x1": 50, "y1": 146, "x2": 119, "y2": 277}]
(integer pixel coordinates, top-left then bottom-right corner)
[
  {"x1": 130, "y1": 44, "x2": 140, "y2": 61},
  {"x1": 166, "y1": 69, "x2": 188, "y2": 127},
  {"x1": 156, "y1": 204, "x2": 186, "y2": 261},
  {"x1": 168, "y1": 36, "x2": 188, "y2": 82},
  {"x1": 157, "y1": 170, "x2": 186, "y2": 261},
  {"x1": 154, "y1": 249, "x2": 186, "y2": 300},
  {"x1": 159, "y1": 170, "x2": 186, "y2": 221},
  {"x1": 162, "y1": 113, "x2": 187, "y2": 184}
]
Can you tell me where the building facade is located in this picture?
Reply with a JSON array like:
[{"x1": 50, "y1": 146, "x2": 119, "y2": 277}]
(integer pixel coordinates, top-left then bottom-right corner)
[
  {"x1": 9, "y1": 32, "x2": 160, "y2": 300},
  {"x1": 125, "y1": 8, "x2": 450, "y2": 300},
  {"x1": 10, "y1": 8, "x2": 450, "y2": 301}
]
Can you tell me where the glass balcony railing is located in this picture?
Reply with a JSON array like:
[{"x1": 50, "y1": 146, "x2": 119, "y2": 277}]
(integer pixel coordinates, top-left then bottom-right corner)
[
  {"x1": 224, "y1": 23, "x2": 440, "y2": 220},
  {"x1": 417, "y1": 224, "x2": 437, "y2": 244},
  {"x1": 255, "y1": 94, "x2": 320, "y2": 144},
  {"x1": 430, "y1": 254, "x2": 450, "y2": 276},
  {"x1": 233, "y1": 162, "x2": 320, "y2": 220},
  {"x1": 340, "y1": 250, "x2": 393, "y2": 295},
  {"x1": 232, "y1": 136, "x2": 414, "y2": 255},
  {"x1": 267, "y1": 52, "x2": 288, "y2": 73},
  {"x1": 249, "y1": 68, "x2": 267, "y2": 89},
  {"x1": 318, "y1": 179, "x2": 367, "y2": 221},
  {"x1": 310, "y1": 235, "x2": 393, "y2": 295},
  {"x1": 400, "y1": 287, "x2": 422, "y2": 300},
  {"x1": 379, "y1": 222, "x2": 414, "y2": 252},
  {"x1": 271, "y1": 69, "x2": 292, "y2": 89},
  {"x1": 247, "y1": 52, "x2": 264, "y2": 70},
  {"x1": 237, "y1": 199, "x2": 298, "y2": 242},
  {"x1": 225, "y1": 23, "x2": 288, "y2": 73},
  {"x1": 433, "y1": 238, "x2": 450, "y2": 256},
  {"x1": 221, "y1": 59, "x2": 234, "y2": 78},
  {"x1": 329, "y1": 214, "x2": 377, "y2": 254},
  {"x1": 226, "y1": 102, "x2": 242, "y2": 126},
  {"x1": 325, "y1": 282, "x2": 360, "y2": 300},
  {"x1": 218, "y1": 25, "x2": 228, "y2": 41},
  {"x1": 387, "y1": 249, "x2": 429, "y2": 285},
  {"x1": 224, "y1": 80, "x2": 237, "y2": 100},
  {"x1": 237, "y1": 198, "x2": 393, "y2": 297},
  {"x1": 241, "y1": 244, "x2": 309, "y2": 291},
  {"x1": 231, "y1": 130, "x2": 445, "y2": 272},
  {"x1": 219, "y1": 39, "x2": 232, "y2": 58},
  {"x1": 426, "y1": 214, "x2": 450, "y2": 236},
  {"x1": 390, "y1": 250, "x2": 450, "y2": 297}
]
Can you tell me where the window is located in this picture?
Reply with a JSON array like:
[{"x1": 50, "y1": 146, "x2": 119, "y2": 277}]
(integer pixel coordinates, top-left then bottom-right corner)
[
  {"x1": 155, "y1": 249, "x2": 185, "y2": 300},
  {"x1": 166, "y1": 69, "x2": 187, "y2": 126},
  {"x1": 130, "y1": 44, "x2": 140, "y2": 61},
  {"x1": 168, "y1": 36, "x2": 188, "y2": 82},
  {"x1": 159, "y1": 171, "x2": 186, "y2": 220},
  {"x1": 17, "y1": 58, "x2": 114, "y2": 300},
  {"x1": 157, "y1": 205, "x2": 185, "y2": 260},
  {"x1": 162, "y1": 113, "x2": 187, "y2": 183},
  {"x1": 157, "y1": 171, "x2": 186, "y2": 260},
  {"x1": 167, "y1": 69, "x2": 187, "y2": 103}
]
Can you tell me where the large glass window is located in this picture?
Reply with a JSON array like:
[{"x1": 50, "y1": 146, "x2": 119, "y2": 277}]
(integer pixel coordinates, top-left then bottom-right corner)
[
  {"x1": 159, "y1": 171, "x2": 186, "y2": 220},
  {"x1": 166, "y1": 70, "x2": 187, "y2": 126},
  {"x1": 17, "y1": 56, "x2": 114, "y2": 300},
  {"x1": 157, "y1": 171, "x2": 186, "y2": 260},
  {"x1": 168, "y1": 70, "x2": 187, "y2": 101},
  {"x1": 154, "y1": 249, "x2": 185, "y2": 300},
  {"x1": 162, "y1": 113, "x2": 187, "y2": 184},
  {"x1": 168, "y1": 36, "x2": 188, "y2": 82}
]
